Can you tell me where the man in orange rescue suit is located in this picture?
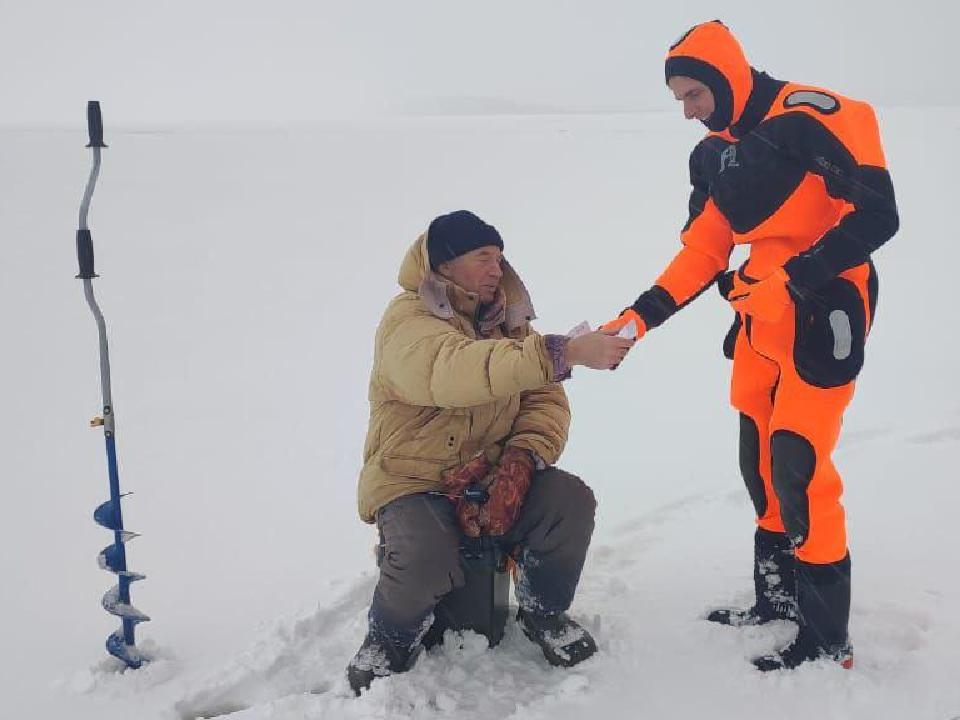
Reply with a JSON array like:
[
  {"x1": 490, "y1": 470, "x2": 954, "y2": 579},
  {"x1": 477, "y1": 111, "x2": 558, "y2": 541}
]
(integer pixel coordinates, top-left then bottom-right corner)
[{"x1": 603, "y1": 21, "x2": 899, "y2": 671}]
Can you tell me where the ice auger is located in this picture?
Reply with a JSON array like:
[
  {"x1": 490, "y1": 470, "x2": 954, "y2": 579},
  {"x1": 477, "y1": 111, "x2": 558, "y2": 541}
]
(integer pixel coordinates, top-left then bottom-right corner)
[{"x1": 76, "y1": 101, "x2": 150, "y2": 668}]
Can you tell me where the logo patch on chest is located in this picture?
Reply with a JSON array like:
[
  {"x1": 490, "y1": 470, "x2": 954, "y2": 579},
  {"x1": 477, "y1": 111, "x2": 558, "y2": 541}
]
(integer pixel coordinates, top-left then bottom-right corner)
[{"x1": 719, "y1": 145, "x2": 740, "y2": 173}]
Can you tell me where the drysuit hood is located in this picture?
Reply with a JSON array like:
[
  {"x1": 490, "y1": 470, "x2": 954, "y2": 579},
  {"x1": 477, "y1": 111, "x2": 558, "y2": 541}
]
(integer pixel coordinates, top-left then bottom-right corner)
[{"x1": 665, "y1": 20, "x2": 753, "y2": 132}]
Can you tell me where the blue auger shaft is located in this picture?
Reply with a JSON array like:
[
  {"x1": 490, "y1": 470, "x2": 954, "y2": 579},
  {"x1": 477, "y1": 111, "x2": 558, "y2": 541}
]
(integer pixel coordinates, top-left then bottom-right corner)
[{"x1": 78, "y1": 101, "x2": 148, "y2": 667}]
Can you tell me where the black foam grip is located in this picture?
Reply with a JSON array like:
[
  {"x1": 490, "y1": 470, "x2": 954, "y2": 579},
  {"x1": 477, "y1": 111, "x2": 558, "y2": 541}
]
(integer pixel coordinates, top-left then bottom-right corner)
[
  {"x1": 86, "y1": 101, "x2": 106, "y2": 148},
  {"x1": 76, "y1": 229, "x2": 96, "y2": 278}
]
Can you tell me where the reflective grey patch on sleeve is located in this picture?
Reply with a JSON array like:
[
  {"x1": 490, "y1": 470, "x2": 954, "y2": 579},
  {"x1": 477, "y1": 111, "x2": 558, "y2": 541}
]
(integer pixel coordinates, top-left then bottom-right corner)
[
  {"x1": 829, "y1": 309, "x2": 852, "y2": 360},
  {"x1": 784, "y1": 90, "x2": 840, "y2": 114}
]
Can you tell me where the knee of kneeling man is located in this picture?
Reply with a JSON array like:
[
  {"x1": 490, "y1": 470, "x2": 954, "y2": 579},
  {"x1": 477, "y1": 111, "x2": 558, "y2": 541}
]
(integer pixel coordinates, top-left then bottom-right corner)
[
  {"x1": 389, "y1": 545, "x2": 463, "y2": 593},
  {"x1": 576, "y1": 478, "x2": 597, "y2": 515},
  {"x1": 549, "y1": 470, "x2": 597, "y2": 520},
  {"x1": 580, "y1": 482, "x2": 598, "y2": 527}
]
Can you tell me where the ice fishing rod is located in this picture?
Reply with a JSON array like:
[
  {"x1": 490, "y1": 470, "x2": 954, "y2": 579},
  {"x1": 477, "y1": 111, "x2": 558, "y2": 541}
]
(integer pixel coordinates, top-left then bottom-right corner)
[{"x1": 76, "y1": 101, "x2": 150, "y2": 669}]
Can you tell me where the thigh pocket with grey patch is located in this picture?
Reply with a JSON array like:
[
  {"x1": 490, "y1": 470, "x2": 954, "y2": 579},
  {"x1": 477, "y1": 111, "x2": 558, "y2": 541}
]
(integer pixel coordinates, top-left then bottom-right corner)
[{"x1": 793, "y1": 278, "x2": 866, "y2": 388}]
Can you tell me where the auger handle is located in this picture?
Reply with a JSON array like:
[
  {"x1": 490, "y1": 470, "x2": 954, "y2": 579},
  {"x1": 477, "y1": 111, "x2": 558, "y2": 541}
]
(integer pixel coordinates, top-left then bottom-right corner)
[
  {"x1": 76, "y1": 230, "x2": 96, "y2": 279},
  {"x1": 86, "y1": 101, "x2": 107, "y2": 149},
  {"x1": 77, "y1": 101, "x2": 105, "y2": 279}
]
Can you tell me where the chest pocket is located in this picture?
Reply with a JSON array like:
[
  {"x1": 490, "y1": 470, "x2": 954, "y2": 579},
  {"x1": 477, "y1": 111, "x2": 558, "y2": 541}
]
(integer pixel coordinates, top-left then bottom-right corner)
[{"x1": 710, "y1": 129, "x2": 807, "y2": 234}]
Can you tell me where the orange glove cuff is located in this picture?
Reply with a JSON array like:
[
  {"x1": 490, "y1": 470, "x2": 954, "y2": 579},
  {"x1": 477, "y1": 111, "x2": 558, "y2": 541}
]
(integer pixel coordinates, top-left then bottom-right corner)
[{"x1": 600, "y1": 308, "x2": 648, "y2": 339}]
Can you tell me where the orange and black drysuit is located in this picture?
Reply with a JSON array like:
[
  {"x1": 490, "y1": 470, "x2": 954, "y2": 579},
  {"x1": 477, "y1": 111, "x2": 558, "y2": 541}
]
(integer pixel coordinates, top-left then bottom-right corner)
[{"x1": 620, "y1": 21, "x2": 898, "y2": 661}]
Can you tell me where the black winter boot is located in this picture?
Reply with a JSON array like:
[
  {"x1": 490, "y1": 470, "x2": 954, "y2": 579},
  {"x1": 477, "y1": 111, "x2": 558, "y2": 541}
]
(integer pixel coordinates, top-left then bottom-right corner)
[
  {"x1": 708, "y1": 528, "x2": 798, "y2": 627},
  {"x1": 517, "y1": 608, "x2": 597, "y2": 667},
  {"x1": 347, "y1": 630, "x2": 422, "y2": 696},
  {"x1": 753, "y1": 554, "x2": 853, "y2": 671}
]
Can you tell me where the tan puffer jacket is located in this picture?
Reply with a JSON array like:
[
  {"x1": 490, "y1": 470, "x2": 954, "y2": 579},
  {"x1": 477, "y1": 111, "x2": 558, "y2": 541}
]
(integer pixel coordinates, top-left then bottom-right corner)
[{"x1": 357, "y1": 232, "x2": 570, "y2": 523}]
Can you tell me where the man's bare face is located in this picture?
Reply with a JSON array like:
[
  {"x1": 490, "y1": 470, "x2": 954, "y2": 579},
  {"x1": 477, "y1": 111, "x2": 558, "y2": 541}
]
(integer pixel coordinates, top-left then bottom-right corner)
[
  {"x1": 668, "y1": 76, "x2": 715, "y2": 123},
  {"x1": 440, "y1": 246, "x2": 504, "y2": 303}
]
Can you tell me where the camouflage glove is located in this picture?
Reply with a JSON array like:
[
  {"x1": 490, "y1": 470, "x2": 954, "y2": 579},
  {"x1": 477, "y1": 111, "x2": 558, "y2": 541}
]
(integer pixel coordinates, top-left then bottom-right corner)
[
  {"x1": 480, "y1": 447, "x2": 535, "y2": 536},
  {"x1": 441, "y1": 453, "x2": 492, "y2": 538}
]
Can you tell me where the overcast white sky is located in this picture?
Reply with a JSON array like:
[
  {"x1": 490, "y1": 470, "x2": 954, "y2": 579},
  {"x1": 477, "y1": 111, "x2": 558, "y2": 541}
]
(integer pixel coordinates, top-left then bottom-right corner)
[{"x1": 2, "y1": 0, "x2": 957, "y2": 126}]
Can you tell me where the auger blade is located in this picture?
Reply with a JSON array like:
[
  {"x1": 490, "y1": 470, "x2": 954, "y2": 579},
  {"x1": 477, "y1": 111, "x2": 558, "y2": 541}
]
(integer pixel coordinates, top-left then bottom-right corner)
[
  {"x1": 106, "y1": 629, "x2": 143, "y2": 669},
  {"x1": 97, "y1": 536, "x2": 142, "y2": 574},
  {"x1": 93, "y1": 493, "x2": 132, "y2": 531},
  {"x1": 102, "y1": 585, "x2": 151, "y2": 624},
  {"x1": 94, "y1": 499, "x2": 119, "y2": 530},
  {"x1": 97, "y1": 547, "x2": 146, "y2": 579}
]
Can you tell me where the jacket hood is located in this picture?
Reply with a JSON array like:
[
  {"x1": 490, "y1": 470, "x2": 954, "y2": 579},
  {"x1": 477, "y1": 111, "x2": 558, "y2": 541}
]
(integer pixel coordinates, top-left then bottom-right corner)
[
  {"x1": 397, "y1": 231, "x2": 537, "y2": 332},
  {"x1": 665, "y1": 20, "x2": 753, "y2": 132}
]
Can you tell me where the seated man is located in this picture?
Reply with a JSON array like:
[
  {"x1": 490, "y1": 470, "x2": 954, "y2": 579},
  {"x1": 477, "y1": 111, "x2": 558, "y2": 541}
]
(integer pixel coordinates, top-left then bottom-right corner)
[{"x1": 348, "y1": 210, "x2": 633, "y2": 695}]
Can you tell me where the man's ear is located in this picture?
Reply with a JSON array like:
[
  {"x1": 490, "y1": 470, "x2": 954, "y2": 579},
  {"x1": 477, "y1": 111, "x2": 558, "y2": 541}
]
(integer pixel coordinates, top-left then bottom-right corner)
[{"x1": 436, "y1": 260, "x2": 452, "y2": 278}]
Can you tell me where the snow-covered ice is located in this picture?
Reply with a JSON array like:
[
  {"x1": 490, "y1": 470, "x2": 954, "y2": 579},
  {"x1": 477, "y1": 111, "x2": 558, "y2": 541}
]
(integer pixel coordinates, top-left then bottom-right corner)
[{"x1": 2, "y1": 103, "x2": 959, "y2": 718}]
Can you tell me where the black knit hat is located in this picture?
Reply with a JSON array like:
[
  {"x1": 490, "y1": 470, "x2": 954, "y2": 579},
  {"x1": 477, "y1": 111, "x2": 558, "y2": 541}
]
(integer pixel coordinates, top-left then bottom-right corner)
[{"x1": 427, "y1": 210, "x2": 504, "y2": 271}]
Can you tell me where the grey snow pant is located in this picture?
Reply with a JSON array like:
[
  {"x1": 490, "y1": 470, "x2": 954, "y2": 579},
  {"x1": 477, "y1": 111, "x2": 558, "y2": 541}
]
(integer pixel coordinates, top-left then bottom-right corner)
[{"x1": 368, "y1": 467, "x2": 596, "y2": 646}]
